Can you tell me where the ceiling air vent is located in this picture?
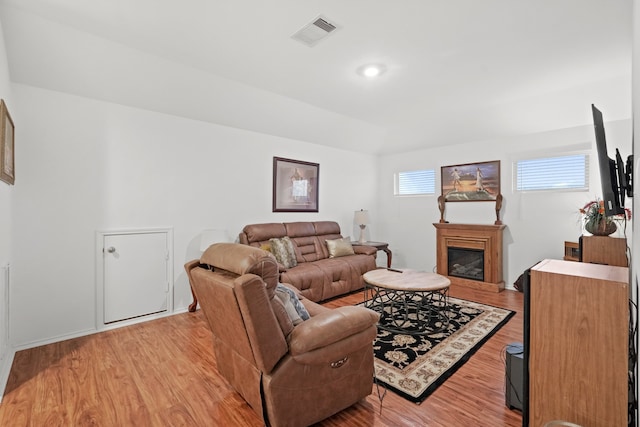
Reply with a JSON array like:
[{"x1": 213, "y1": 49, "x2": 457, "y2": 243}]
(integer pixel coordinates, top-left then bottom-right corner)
[{"x1": 291, "y1": 15, "x2": 339, "y2": 47}]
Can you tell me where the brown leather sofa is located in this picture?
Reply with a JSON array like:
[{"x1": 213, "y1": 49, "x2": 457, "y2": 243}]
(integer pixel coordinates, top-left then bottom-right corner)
[
  {"x1": 185, "y1": 243, "x2": 379, "y2": 427},
  {"x1": 239, "y1": 221, "x2": 378, "y2": 302}
]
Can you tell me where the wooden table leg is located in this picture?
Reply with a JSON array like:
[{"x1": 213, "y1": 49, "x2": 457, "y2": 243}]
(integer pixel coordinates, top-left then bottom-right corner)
[{"x1": 383, "y1": 248, "x2": 392, "y2": 268}]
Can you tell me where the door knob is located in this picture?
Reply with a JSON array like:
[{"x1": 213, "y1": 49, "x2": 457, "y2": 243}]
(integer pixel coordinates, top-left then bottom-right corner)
[{"x1": 106, "y1": 246, "x2": 116, "y2": 253}]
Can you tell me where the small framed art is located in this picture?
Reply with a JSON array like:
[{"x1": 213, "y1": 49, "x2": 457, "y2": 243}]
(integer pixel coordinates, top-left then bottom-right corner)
[{"x1": 273, "y1": 157, "x2": 319, "y2": 212}]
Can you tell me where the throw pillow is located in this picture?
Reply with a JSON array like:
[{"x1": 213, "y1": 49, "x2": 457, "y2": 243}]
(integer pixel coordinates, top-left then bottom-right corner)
[
  {"x1": 326, "y1": 237, "x2": 355, "y2": 258},
  {"x1": 260, "y1": 243, "x2": 272, "y2": 253},
  {"x1": 281, "y1": 236, "x2": 298, "y2": 267},
  {"x1": 269, "y1": 237, "x2": 298, "y2": 268},
  {"x1": 270, "y1": 294, "x2": 294, "y2": 336},
  {"x1": 275, "y1": 288, "x2": 303, "y2": 325},
  {"x1": 276, "y1": 283, "x2": 310, "y2": 321}
]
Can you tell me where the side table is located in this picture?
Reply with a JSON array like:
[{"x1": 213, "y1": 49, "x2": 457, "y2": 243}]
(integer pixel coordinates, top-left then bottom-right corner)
[{"x1": 354, "y1": 241, "x2": 392, "y2": 268}]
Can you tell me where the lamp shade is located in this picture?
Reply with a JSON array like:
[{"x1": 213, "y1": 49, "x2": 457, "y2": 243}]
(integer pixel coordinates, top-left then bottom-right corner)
[
  {"x1": 354, "y1": 209, "x2": 370, "y2": 225},
  {"x1": 200, "y1": 229, "x2": 230, "y2": 251}
]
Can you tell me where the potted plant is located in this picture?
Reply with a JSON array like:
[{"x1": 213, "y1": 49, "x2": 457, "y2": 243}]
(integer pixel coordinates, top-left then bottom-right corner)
[{"x1": 579, "y1": 199, "x2": 631, "y2": 236}]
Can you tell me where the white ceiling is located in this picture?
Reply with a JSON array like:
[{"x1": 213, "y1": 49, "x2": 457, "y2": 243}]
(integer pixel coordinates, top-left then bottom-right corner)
[{"x1": 0, "y1": 0, "x2": 633, "y2": 155}]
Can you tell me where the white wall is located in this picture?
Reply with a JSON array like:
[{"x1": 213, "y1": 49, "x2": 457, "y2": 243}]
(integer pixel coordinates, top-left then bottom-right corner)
[
  {"x1": 0, "y1": 15, "x2": 14, "y2": 397},
  {"x1": 8, "y1": 79, "x2": 634, "y2": 353},
  {"x1": 3, "y1": 20, "x2": 633, "y2": 358},
  {"x1": 10, "y1": 84, "x2": 377, "y2": 348},
  {"x1": 376, "y1": 118, "x2": 633, "y2": 288}
]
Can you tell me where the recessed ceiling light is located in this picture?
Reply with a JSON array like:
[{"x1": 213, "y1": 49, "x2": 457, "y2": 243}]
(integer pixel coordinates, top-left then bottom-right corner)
[{"x1": 357, "y1": 64, "x2": 387, "y2": 78}]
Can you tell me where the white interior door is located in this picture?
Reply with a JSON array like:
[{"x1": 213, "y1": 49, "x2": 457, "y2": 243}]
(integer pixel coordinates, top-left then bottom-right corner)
[{"x1": 103, "y1": 231, "x2": 169, "y2": 324}]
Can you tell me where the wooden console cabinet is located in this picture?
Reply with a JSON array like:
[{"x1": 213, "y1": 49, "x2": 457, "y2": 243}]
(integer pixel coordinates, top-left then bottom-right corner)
[
  {"x1": 527, "y1": 260, "x2": 629, "y2": 427},
  {"x1": 580, "y1": 235, "x2": 628, "y2": 267}
]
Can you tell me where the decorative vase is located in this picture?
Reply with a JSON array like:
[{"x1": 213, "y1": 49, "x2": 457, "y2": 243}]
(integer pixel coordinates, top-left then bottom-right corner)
[{"x1": 585, "y1": 218, "x2": 617, "y2": 236}]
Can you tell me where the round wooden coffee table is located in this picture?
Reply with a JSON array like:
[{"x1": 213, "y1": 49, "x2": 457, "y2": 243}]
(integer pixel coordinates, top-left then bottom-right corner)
[{"x1": 363, "y1": 268, "x2": 451, "y2": 334}]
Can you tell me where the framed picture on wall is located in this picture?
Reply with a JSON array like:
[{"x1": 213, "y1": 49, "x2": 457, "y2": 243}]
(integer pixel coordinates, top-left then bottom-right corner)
[
  {"x1": 441, "y1": 160, "x2": 500, "y2": 202},
  {"x1": 273, "y1": 157, "x2": 319, "y2": 212},
  {"x1": 0, "y1": 100, "x2": 15, "y2": 185}
]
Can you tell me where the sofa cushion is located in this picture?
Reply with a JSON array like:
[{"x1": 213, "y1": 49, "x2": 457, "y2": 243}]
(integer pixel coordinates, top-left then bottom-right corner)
[
  {"x1": 290, "y1": 236, "x2": 324, "y2": 262},
  {"x1": 280, "y1": 263, "x2": 325, "y2": 301},
  {"x1": 243, "y1": 223, "x2": 287, "y2": 243},
  {"x1": 284, "y1": 222, "x2": 317, "y2": 238},
  {"x1": 326, "y1": 237, "x2": 355, "y2": 258},
  {"x1": 313, "y1": 221, "x2": 341, "y2": 235}
]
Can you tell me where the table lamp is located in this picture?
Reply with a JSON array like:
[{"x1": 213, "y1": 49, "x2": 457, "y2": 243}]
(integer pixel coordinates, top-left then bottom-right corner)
[{"x1": 354, "y1": 209, "x2": 370, "y2": 244}]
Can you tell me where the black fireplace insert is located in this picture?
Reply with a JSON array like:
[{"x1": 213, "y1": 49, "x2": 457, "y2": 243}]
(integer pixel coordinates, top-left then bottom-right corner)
[{"x1": 447, "y1": 247, "x2": 484, "y2": 281}]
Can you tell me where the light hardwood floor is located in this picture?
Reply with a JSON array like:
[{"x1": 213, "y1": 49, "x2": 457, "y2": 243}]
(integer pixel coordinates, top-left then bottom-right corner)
[{"x1": 0, "y1": 286, "x2": 524, "y2": 426}]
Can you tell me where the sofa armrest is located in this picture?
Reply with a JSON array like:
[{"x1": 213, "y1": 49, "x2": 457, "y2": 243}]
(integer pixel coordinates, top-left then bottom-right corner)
[
  {"x1": 288, "y1": 306, "x2": 379, "y2": 364},
  {"x1": 352, "y1": 245, "x2": 377, "y2": 256}
]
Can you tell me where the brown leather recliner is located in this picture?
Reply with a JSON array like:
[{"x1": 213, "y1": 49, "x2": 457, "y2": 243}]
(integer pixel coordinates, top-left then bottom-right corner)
[{"x1": 185, "y1": 243, "x2": 380, "y2": 427}]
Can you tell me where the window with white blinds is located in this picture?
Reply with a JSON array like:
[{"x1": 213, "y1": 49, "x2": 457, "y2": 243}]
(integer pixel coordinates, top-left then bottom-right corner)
[
  {"x1": 515, "y1": 154, "x2": 589, "y2": 192},
  {"x1": 395, "y1": 169, "x2": 436, "y2": 195}
]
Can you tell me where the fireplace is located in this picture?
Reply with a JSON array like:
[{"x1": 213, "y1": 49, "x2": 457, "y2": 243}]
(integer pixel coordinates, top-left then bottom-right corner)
[
  {"x1": 433, "y1": 223, "x2": 506, "y2": 292},
  {"x1": 448, "y1": 247, "x2": 484, "y2": 281}
]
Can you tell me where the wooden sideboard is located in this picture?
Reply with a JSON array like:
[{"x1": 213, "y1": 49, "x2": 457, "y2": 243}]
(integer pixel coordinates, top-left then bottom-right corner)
[
  {"x1": 527, "y1": 259, "x2": 629, "y2": 426},
  {"x1": 580, "y1": 235, "x2": 628, "y2": 267}
]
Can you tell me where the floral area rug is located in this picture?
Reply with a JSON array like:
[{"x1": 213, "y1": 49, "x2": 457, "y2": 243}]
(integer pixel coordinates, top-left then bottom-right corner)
[{"x1": 368, "y1": 296, "x2": 515, "y2": 403}]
